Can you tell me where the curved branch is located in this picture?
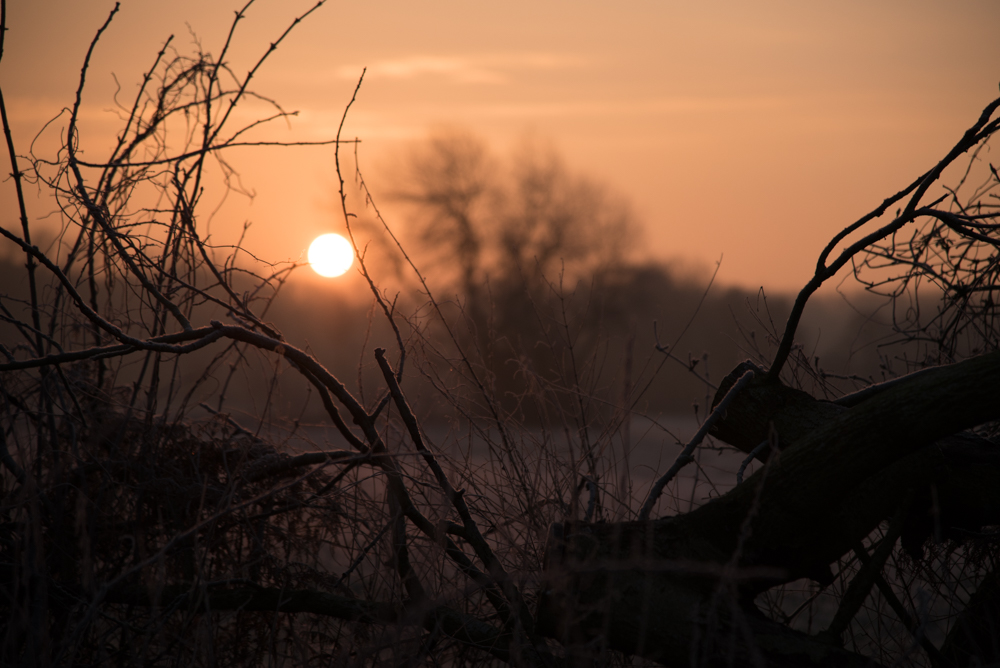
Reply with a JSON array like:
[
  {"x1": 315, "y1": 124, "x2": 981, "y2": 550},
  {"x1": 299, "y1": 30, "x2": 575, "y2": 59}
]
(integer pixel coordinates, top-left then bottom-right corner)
[{"x1": 768, "y1": 95, "x2": 1000, "y2": 380}]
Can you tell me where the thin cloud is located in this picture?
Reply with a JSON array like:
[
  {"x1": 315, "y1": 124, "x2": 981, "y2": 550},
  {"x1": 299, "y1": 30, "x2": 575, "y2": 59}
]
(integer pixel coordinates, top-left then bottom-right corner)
[
  {"x1": 332, "y1": 95, "x2": 787, "y2": 123},
  {"x1": 334, "y1": 53, "x2": 587, "y2": 85}
]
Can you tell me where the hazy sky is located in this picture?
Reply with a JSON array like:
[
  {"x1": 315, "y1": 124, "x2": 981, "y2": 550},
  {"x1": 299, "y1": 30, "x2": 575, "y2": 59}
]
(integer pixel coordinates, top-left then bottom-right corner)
[{"x1": 3, "y1": 0, "x2": 1000, "y2": 290}]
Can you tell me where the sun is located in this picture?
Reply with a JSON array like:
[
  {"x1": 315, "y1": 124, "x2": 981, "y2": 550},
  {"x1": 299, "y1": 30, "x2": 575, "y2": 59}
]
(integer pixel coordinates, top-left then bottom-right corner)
[{"x1": 308, "y1": 233, "x2": 354, "y2": 278}]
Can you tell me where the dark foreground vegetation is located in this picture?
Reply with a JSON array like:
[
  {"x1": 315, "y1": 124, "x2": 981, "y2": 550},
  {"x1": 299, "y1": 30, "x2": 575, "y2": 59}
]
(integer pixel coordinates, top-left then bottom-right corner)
[{"x1": 1, "y1": 2, "x2": 999, "y2": 666}]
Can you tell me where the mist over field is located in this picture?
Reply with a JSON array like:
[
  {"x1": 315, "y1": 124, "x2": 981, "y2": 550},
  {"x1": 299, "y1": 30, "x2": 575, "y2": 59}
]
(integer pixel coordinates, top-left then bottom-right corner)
[{"x1": 0, "y1": 243, "x2": 893, "y2": 427}]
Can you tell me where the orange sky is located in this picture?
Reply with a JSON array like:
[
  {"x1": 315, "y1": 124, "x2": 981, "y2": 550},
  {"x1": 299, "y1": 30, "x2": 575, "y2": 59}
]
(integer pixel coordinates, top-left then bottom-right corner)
[{"x1": 3, "y1": 0, "x2": 1000, "y2": 291}]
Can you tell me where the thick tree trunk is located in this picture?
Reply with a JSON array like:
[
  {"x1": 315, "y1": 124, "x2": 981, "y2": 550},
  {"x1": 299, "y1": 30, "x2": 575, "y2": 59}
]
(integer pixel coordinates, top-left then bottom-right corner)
[{"x1": 537, "y1": 351, "x2": 1000, "y2": 666}]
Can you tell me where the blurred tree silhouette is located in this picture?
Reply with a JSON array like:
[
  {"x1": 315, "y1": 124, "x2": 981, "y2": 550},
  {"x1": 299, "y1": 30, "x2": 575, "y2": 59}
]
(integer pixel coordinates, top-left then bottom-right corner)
[
  {"x1": 395, "y1": 132, "x2": 636, "y2": 307},
  {"x1": 395, "y1": 131, "x2": 494, "y2": 305},
  {"x1": 387, "y1": 132, "x2": 643, "y2": 423}
]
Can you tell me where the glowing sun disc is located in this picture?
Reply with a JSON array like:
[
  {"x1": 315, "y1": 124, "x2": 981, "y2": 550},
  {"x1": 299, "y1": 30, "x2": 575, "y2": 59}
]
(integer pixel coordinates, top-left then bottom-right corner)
[{"x1": 308, "y1": 233, "x2": 354, "y2": 277}]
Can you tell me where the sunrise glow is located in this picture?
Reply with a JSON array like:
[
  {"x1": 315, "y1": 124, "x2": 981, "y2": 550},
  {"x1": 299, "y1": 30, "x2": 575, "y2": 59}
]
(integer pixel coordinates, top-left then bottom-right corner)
[{"x1": 308, "y1": 233, "x2": 354, "y2": 277}]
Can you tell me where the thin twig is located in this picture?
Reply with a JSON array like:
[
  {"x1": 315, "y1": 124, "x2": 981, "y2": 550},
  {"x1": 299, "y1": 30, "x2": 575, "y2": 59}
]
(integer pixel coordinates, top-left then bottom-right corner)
[{"x1": 640, "y1": 369, "x2": 755, "y2": 520}]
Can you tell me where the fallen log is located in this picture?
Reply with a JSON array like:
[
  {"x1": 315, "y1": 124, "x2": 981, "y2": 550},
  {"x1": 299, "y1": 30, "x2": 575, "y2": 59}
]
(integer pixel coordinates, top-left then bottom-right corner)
[{"x1": 537, "y1": 351, "x2": 1000, "y2": 665}]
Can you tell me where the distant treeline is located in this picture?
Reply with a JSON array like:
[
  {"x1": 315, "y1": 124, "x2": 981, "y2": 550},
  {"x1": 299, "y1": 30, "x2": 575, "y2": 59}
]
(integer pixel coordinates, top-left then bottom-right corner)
[{"x1": 0, "y1": 243, "x2": 901, "y2": 436}]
